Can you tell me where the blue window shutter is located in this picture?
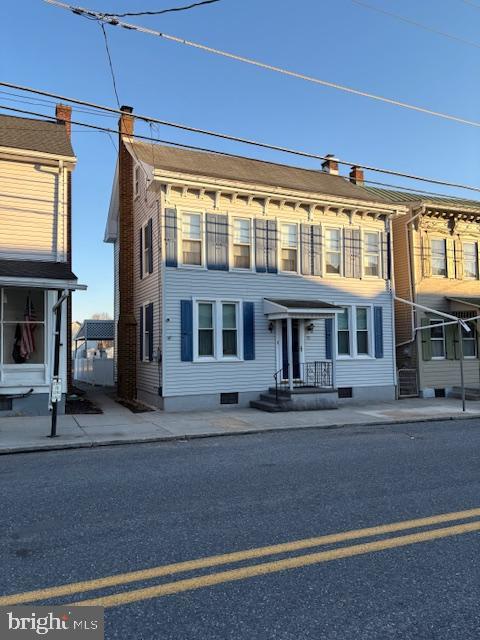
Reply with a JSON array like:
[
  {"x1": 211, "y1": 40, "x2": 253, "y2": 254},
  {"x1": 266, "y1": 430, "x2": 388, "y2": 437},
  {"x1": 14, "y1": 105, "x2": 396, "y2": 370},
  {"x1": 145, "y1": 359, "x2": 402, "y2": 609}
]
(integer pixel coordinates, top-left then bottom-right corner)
[
  {"x1": 301, "y1": 224, "x2": 312, "y2": 275},
  {"x1": 206, "y1": 213, "x2": 216, "y2": 269},
  {"x1": 266, "y1": 220, "x2": 278, "y2": 273},
  {"x1": 312, "y1": 225, "x2": 322, "y2": 276},
  {"x1": 243, "y1": 302, "x2": 255, "y2": 360},
  {"x1": 325, "y1": 318, "x2": 333, "y2": 360},
  {"x1": 255, "y1": 219, "x2": 267, "y2": 272},
  {"x1": 343, "y1": 228, "x2": 353, "y2": 278},
  {"x1": 146, "y1": 302, "x2": 154, "y2": 361},
  {"x1": 147, "y1": 218, "x2": 153, "y2": 274},
  {"x1": 165, "y1": 208, "x2": 177, "y2": 267},
  {"x1": 381, "y1": 231, "x2": 390, "y2": 280},
  {"x1": 352, "y1": 229, "x2": 361, "y2": 278},
  {"x1": 180, "y1": 300, "x2": 193, "y2": 362},
  {"x1": 207, "y1": 213, "x2": 228, "y2": 271},
  {"x1": 139, "y1": 227, "x2": 143, "y2": 279},
  {"x1": 139, "y1": 306, "x2": 144, "y2": 361},
  {"x1": 374, "y1": 306, "x2": 384, "y2": 358}
]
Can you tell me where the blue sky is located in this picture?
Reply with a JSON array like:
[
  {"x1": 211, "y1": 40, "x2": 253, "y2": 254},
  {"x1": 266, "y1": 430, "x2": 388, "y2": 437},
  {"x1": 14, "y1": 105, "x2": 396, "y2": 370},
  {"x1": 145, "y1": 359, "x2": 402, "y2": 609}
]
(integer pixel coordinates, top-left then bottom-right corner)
[{"x1": 2, "y1": 0, "x2": 480, "y2": 320}]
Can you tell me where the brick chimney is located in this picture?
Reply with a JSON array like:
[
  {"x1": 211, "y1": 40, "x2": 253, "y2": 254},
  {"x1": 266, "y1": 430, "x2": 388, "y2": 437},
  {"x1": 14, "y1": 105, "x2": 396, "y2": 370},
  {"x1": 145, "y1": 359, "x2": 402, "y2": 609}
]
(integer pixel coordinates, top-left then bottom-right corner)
[
  {"x1": 55, "y1": 103, "x2": 72, "y2": 138},
  {"x1": 321, "y1": 154, "x2": 339, "y2": 176},
  {"x1": 349, "y1": 165, "x2": 364, "y2": 186},
  {"x1": 116, "y1": 106, "x2": 137, "y2": 401}
]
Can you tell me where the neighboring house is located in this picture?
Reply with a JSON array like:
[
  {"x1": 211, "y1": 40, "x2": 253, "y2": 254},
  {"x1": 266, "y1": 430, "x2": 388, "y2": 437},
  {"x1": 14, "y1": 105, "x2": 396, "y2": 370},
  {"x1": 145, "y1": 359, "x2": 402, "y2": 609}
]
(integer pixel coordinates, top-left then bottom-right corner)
[
  {"x1": 73, "y1": 319, "x2": 114, "y2": 387},
  {"x1": 105, "y1": 107, "x2": 405, "y2": 411},
  {"x1": 368, "y1": 187, "x2": 480, "y2": 398},
  {"x1": 0, "y1": 107, "x2": 84, "y2": 415}
]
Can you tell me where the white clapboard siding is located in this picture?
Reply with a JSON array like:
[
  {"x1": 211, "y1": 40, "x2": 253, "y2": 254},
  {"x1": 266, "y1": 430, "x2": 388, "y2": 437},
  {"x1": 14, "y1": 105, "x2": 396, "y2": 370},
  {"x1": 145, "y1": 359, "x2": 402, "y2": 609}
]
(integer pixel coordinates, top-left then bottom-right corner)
[
  {"x1": 0, "y1": 159, "x2": 67, "y2": 261},
  {"x1": 163, "y1": 269, "x2": 394, "y2": 397}
]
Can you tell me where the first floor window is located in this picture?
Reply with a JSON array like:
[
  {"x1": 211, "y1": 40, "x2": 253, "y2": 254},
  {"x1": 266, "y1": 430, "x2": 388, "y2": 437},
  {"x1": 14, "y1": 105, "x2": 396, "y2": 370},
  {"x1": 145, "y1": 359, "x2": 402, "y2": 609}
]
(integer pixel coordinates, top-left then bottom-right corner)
[
  {"x1": 182, "y1": 212, "x2": 202, "y2": 266},
  {"x1": 222, "y1": 303, "x2": 238, "y2": 356},
  {"x1": 430, "y1": 320, "x2": 445, "y2": 358},
  {"x1": 462, "y1": 322, "x2": 477, "y2": 357},
  {"x1": 431, "y1": 239, "x2": 447, "y2": 276},
  {"x1": 463, "y1": 242, "x2": 478, "y2": 279},
  {"x1": 233, "y1": 218, "x2": 251, "y2": 269},
  {"x1": 281, "y1": 223, "x2": 298, "y2": 272},
  {"x1": 356, "y1": 307, "x2": 369, "y2": 355},
  {"x1": 326, "y1": 228, "x2": 341, "y2": 275},
  {"x1": 337, "y1": 308, "x2": 350, "y2": 355},
  {"x1": 2, "y1": 288, "x2": 45, "y2": 364},
  {"x1": 364, "y1": 231, "x2": 380, "y2": 277},
  {"x1": 198, "y1": 302, "x2": 214, "y2": 357}
]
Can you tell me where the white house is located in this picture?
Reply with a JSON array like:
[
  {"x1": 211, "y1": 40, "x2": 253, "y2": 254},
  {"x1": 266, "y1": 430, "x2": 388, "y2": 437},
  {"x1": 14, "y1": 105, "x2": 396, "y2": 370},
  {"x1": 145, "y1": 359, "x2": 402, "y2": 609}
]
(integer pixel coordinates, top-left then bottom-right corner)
[
  {"x1": 106, "y1": 107, "x2": 405, "y2": 411},
  {"x1": 0, "y1": 107, "x2": 85, "y2": 415}
]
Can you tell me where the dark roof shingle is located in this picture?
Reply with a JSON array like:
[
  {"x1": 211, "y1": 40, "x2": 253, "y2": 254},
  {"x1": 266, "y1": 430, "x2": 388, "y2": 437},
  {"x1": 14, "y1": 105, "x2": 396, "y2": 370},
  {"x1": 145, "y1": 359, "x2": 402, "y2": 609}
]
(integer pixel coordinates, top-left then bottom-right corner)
[
  {"x1": 0, "y1": 260, "x2": 77, "y2": 280},
  {"x1": 0, "y1": 114, "x2": 74, "y2": 157}
]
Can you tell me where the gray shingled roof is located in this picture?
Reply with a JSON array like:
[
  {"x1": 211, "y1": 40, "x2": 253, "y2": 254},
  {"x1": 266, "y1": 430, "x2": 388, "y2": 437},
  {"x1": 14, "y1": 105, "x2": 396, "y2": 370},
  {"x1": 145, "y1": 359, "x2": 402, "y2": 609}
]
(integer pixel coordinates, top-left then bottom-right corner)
[
  {"x1": 0, "y1": 114, "x2": 75, "y2": 157},
  {"x1": 266, "y1": 299, "x2": 341, "y2": 310},
  {"x1": 128, "y1": 141, "x2": 378, "y2": 202},
  {"x1": 0, "y1": 260, "x2": 77, "y2": 280},
  {"x1": 75, "y1": 320, "x2": 115, "y2": 341},
  {"x1": 364, "y1": 186, "x2": 480, "y2": 211}
]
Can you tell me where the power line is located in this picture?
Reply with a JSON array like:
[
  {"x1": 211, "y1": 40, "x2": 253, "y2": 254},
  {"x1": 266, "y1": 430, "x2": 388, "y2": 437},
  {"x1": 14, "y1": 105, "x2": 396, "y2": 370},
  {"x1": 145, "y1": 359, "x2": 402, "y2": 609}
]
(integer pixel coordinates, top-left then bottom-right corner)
[
  {"x1": 103, "y1": 0, "x2": 222, "y2": 18},
  {"x1": 99, "y1": 23, "x2": 120, "y2": 108},
  {"x1": 43, "y1": 0, "x2": 480, "y2": 129},
  {"x1": 350, "y1": 0, "x2": 480, "y2": 50},
  {"x1": 2, "y1": 101, "x2": 480, "y2": 199}
]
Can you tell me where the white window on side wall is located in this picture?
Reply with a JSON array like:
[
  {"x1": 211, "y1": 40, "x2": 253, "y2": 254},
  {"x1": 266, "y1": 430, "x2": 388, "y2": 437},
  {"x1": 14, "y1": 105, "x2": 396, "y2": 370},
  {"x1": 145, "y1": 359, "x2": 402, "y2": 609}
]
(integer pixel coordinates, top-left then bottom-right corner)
[
  {"x1": 2, "y1": 288, "x2": 45, "y2": 365},
  {"x1": 182, "y1": 212, "x2": 203, "y2": 266},
  {"x1": 325, "y1": 228, "x2": 341, "y2": 275},
  {"x1": 356, "y1": 307, "x2": 370, "y2": 355},
  {"x1": 280, "y1": 223, "x2": 298, "y2": 272},
  {"x1": 431, "y1": 239, "x2": 447, "y2": 277},
  {"x1": 363, "y1": 231, "x2": 380, "y2": 277},
  {"x1": 222, "y1": 303, "x2": 238, "y2": 357},
  {"x1": 233, "y1": 218, "x2": 251, "y2": 269},
  {"x1": 463, "y1": 242, "x2": 478, "y2": 279},
  {"x1": 134, "y1": 165, "x2": 141, "y2": 198},
  {"x1": 337, "y1": 305, "x2": 373, "y2": 358},
  {"x1": 430, "y1": 320, "x2": 445, "y2": 358},
  {"x1": 337, "y1": 308, "x2": 350, "y2": 356},
  {"x1": 198, "y1": 302, "x2": 215, "y2": 358},
  {"x1": 194, "y1": 300, "x2": 241, "y2": 361}
]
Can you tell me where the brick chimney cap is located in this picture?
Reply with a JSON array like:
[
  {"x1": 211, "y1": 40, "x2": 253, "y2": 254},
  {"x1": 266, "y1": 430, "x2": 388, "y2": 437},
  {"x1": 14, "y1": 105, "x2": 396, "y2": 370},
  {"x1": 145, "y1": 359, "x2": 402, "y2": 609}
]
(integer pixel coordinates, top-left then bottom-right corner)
[{"x1": 120, "y1": 105, "x2": 134, "y2": 114}]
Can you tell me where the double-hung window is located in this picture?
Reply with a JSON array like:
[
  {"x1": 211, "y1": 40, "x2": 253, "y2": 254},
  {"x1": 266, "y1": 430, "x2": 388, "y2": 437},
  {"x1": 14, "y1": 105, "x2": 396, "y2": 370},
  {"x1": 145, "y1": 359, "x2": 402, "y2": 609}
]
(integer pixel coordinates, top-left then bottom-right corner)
[
  {"x1": 462, "y1": 322, "x2": 477, "y2": 358},
  {"x1": 463, "y1": 242, "x2": 478, "y2": 279},
  {"x1": 364, "y1": 231, "x2": 380, "y2": 277},
  {"x1": 141, "y1": 221, "x2": 153, "y2": 276},
  {"x1": 233, "y1": 218, "x2": 251, "y2": 269},
  {"x1": 431, "y1": 239, "x2": 447, "y2": 277},
  {"x1": 337, "y1": 308, "x2": 350, "y2": 356},
  {"x1": 356, "y1": 307, "x2": 370, "y2": 355},
  {"x1": 182, "y1": 213, "x2": 202, "y2": 266},
  {"x1": 325, "y1": 228, "x2": 341, "y2": 275},
  {"x1": 430, "y1": 320, "x2": 445, "y2": 358},
  {"x1": 196, "y1": 301, "x2": 240, "y2": 360},
  {"x1": 134, "y1": 165, "x2": 140, "y2": 198},
  {"x1": 280, "y1": 224, "x2": 298, "y2": 272}
]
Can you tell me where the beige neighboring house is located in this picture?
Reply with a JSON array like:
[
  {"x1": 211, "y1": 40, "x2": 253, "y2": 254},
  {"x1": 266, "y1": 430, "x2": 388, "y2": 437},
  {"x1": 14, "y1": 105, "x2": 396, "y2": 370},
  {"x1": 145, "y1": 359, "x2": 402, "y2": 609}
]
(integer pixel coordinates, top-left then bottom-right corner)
[{"x1": 367, "y1": 187, "x2": 480, "y2": 399}]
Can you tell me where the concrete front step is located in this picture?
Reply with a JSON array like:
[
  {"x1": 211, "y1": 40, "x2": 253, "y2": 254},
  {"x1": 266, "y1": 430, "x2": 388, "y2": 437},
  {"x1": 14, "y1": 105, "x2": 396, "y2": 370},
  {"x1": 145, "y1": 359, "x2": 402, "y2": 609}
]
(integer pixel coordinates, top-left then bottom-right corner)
[
  {"x1": 251, "y1": 388, "x2": 339, "y2": 412},
  {"x1": 250, "y1": 400, "x2": 285, "y2": 412},
  {"x1": 450, "y1": 387, "x2": 480, "y2": 400}
]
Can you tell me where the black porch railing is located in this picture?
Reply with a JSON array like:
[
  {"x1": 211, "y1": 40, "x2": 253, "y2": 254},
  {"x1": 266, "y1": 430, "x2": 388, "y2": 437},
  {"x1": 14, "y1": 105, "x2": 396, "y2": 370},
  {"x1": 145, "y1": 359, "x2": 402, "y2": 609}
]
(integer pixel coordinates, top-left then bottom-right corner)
[{"x1": 274, "y1": 361, "x2": 333, "y2": 401}]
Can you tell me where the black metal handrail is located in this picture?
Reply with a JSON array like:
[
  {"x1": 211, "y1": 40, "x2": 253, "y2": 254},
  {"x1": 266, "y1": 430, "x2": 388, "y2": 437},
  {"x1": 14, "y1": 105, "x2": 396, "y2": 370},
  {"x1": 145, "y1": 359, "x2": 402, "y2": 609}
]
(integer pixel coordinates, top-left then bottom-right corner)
[{"x1": 274, "y1": 361, "x2": 333, "y2": 400}]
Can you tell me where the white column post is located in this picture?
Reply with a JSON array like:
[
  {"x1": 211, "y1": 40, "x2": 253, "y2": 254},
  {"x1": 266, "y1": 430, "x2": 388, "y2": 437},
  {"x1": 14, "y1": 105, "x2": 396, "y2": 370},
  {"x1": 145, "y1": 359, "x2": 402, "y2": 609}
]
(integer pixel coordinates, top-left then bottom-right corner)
[
  {"x1": 331, "y1": 315, "x2": 337, "y2": 389},
  {"x1": 286, "y1": 316, "x2": 293, "y2": 391}
]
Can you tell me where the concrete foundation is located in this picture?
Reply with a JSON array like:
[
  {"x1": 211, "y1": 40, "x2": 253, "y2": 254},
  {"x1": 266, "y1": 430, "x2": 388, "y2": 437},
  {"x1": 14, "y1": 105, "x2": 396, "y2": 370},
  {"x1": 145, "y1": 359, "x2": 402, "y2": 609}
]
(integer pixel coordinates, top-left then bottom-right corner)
[{"x1": 0, "y1": 393, "x2": 65, "y2": 417}]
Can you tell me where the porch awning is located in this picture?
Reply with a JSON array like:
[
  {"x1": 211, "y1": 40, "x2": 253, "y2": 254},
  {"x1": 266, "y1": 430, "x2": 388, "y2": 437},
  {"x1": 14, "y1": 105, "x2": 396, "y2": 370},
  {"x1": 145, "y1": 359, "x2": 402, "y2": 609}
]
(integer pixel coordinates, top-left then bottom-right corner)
[
  {"x1": 0, "y1": 260, "x2": 86, "y2": 290},
  {"x1": 264, "y1": 298, "x2": 342, "y2": 320},
  {"x1": 446, "y1": 296, "x2": 480, "y2": 309}
]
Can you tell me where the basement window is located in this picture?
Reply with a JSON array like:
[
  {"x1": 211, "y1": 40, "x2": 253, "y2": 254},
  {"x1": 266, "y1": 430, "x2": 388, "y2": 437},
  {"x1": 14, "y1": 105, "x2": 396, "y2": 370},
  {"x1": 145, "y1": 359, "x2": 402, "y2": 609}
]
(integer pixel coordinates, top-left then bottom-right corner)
[
  {"x1": 434, "y1": 388, "x2": 446, "y2": 398},
  {"x1": 220, "y1": 392, "x2": 239, "y2": 405},
  {"x1": 338, "y1": 387, "x2": 353, "y2": 399}
]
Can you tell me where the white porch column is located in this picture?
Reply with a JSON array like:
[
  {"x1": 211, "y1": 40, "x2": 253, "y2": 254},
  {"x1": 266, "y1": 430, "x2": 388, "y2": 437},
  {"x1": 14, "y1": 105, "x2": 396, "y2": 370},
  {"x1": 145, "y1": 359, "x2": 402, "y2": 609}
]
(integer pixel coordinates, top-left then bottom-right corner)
[
  {"x1": 286, "y1": 316, "x2": 293, "y2": 391},
  {"x1": 331, "y1": 315, "x2": 337, "y2": 389}
]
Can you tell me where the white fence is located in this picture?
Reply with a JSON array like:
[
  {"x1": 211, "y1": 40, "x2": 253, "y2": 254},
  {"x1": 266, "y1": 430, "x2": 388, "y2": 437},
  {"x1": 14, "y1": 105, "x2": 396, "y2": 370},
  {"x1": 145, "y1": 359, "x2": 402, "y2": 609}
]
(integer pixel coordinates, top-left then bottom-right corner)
[{"x1": 74, "y1": 358, "x2": 114, "y2": 387}]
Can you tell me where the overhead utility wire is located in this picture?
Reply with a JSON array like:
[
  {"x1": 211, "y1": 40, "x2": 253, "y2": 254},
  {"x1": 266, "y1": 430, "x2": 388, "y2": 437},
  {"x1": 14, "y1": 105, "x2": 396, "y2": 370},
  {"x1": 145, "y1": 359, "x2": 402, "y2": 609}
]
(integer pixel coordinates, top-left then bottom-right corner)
[
  {"x1": 103, "y1": 0, "x2": 221, "y2": 17},
  {"x1": 2, "y1": 82, "x2": 480, "y2": 194},
  {"x1": 2, "y1": 101, "x2": 480, "y2": 199},
  {"x1": 43, "y1": 0, "x2": 480, "y2": 130},
  {"x1": 350, "y1": 0, "x2": 480, "y2": 49}
]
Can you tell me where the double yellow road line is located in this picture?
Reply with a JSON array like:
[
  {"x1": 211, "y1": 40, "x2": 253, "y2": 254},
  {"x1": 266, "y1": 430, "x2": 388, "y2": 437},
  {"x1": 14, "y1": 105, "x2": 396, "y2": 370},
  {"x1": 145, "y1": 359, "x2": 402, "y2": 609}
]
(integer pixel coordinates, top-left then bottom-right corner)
[{"x1": 2, "y1": 507, "x2": 480, "y2": 609}]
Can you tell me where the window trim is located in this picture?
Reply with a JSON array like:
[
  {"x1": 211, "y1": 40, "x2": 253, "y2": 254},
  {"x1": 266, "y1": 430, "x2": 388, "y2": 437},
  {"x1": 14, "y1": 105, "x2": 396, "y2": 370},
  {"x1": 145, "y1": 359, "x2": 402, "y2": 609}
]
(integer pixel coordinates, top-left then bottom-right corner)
[
  {"x1": 231, "y1": 216, "x2": 254, "y2": 271},
  {"x1": 362, "y1": 229, "x2": 381, "y2": 279},
  {"x1": 324, "y1": 226, "x2": 343, "y2": 277},
  {"x1": 134, "y1": 164, "x2": 141, "y2": 199},
  {"x1": 178, "y1": 209, "x2": 206, "y2": 270},
  {"x1": 430, "y1": 237, "x2": 447, "y2": 278},
  {"x1": 462, "y1": 321, "x2": 477, "y2": 359},
  {"x1": 429, "y1": 319, "x2": 446, "y2": 360},
  {"x1": 335, "y1": 304, "x2": 374, "y2": 360},
  {"x1": 463, "y1": 241, "x2": 478, "y2": 280},
  {"x1": 192, "y1": 298, "x2": 244, "y2": 363},
  {"x1": 141, "y1": 220, "x2": 152, "y2": 279},
  {"x1": 141, "y1": 303, "x2": 152, "y2": 363},
  {"x1": 279, "y1": 222, "x2": 299, "y2": 274}
]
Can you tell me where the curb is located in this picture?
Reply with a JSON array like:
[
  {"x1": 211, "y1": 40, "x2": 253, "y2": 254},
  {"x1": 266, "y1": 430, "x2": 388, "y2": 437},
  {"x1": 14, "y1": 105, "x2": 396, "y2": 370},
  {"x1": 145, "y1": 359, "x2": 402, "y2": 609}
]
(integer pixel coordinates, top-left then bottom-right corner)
[{"x1": 1, "y1": 412, "x2": 479, "y2": 455}]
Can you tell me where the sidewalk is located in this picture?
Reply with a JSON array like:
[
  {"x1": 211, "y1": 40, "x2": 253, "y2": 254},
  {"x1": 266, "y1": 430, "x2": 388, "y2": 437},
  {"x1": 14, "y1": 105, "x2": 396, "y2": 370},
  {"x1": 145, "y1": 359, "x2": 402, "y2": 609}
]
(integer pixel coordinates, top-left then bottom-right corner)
[{"x1": 1, "y1": 389, "x2": 480, "y2": 454}]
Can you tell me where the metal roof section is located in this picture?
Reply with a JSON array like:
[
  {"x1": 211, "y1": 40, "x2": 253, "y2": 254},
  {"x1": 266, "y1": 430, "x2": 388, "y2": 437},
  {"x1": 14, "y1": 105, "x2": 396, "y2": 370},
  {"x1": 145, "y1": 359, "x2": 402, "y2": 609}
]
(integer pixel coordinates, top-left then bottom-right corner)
[
  {"x1": 74, "y1": 320, "x2": 115, "y2": 341},
  {"x1": 264, "y1": 298, "x2": 342, "y2": 319}
]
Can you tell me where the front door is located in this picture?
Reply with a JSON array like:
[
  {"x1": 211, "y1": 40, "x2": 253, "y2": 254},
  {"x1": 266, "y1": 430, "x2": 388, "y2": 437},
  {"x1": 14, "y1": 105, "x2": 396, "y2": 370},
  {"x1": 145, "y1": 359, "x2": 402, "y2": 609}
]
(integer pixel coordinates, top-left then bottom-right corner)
[{"x1": 281, "y1": 319, "x2": 301, "y2": 380}]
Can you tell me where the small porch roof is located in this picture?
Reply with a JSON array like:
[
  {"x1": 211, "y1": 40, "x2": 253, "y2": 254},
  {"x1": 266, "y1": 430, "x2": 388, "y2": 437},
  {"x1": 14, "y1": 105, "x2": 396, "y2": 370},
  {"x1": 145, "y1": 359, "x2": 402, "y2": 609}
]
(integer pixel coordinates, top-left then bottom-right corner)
[{"x1": 264, "y1": 298, "x2": 342, "y2": 320}]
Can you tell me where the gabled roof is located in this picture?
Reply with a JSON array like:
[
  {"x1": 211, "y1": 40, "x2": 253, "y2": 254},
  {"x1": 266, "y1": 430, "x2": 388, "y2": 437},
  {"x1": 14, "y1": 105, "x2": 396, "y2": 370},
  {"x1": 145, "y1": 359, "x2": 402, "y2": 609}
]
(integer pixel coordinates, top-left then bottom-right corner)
[
  {"x1": 0, "y1": 114, "x2": 75, "y2": 158},
  {"x1": 127, "y1": 141, "x2": 379, "y2": 202},
  {"x1": 364, "y1": 186, "x2": 480, "y2": 212},
  {"x1": 74, "y1": 320, "x2": 115, "y2": 341}
]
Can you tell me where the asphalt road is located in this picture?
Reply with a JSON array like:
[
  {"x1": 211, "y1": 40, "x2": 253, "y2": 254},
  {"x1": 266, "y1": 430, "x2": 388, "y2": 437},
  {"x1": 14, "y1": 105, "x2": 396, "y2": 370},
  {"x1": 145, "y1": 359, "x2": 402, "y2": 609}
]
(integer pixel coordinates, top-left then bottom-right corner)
[{"x1": 1, "y1": 418, "x2": 480, "y2": 639}]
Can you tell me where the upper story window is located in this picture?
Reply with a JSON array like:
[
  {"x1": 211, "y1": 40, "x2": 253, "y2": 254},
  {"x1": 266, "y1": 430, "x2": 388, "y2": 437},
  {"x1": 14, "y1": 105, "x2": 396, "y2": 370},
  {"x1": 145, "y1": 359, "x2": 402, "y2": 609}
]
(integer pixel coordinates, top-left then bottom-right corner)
[
  {"x1": 182, "y1": 213, "x2": 202, "y2": 266},
  {"x1": 431, "y1": 239, "x2": 447, "y2": 277},
  {"x1": 233, "y1": 218, "x2": 251, "y2": 269},
  {"x1": 325, "y1": 228, "x2": 341, "y2": 275},
  {"x1": 134, "y1": 165, "x2": 141, "y2": 198},
  {"x1": 337, "y1": 308, "x2": 350, "y2": 356},
  {"x1": 141, "y1": 220, "x2": 153, "y2": 277},
  {"x1": 2, "y1": 288, "x2": 45, "y2": 365},
  {"x1": 364, "y1": 231, "x2": 380, "y2": 277},
  {"x1": 430, "y1": 320, "x2": 445, "y2": 358},
  {"x1": 280, "y1": 224, "x2": 298, "y2": 272},
  {"x1": 463, "y1": 242, "x2": 478, "y2": 279},
  {"x1": 356, "y1": 307, "x2": 370, "y2": 355}
]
